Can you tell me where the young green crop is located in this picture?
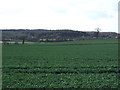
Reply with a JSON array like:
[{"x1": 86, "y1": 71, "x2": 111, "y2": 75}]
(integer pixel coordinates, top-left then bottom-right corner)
[{"x1": 2, "y1": 39, "x2": 119, "y2": 88}]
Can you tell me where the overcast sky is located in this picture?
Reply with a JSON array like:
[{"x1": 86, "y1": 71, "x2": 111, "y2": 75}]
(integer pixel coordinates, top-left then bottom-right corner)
[{"x1": 0, "y1": 0, "x2": 119, "y2": 32}]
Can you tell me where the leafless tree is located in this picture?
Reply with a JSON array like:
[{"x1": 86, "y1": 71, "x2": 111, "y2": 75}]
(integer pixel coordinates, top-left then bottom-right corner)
[{"x1": 95, "y1": 27, "x2": 101, "y2": 38}]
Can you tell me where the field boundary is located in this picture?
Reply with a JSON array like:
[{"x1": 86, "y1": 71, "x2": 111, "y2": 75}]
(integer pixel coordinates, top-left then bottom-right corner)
[{"x1": 2, "y1": 42, "x2": 119, "y2": 46}]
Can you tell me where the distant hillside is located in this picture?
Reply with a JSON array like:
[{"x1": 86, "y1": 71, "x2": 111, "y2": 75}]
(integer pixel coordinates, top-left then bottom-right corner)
[{"x1": 1, "y1": 29, "x2": 118, "y2": 42}]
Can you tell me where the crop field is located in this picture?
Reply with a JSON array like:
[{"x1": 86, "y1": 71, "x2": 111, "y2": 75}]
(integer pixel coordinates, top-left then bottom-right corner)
[{"x1": 2, "y1": 39, "x2": 119, "y2": 88}]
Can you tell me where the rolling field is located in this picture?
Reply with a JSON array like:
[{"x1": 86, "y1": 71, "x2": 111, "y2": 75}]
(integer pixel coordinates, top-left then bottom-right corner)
[{"x1": 2, "y1": 39, "x2": 119, "y2": 88}]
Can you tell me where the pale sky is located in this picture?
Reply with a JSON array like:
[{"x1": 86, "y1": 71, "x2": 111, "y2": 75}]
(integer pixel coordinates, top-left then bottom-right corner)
[{"x1": 0, "y1": 0, "x2": 119, "y2": 32}]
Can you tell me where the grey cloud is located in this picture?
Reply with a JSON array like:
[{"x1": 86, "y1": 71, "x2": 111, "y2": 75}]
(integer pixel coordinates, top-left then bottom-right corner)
[
  {"x1": 87, "y1": 10, "x2": 114, "y2": 20},
  {"x1": 0, "y1": 8, "x2": 23, "y2": 15},
  {"x1": 55, "y1": 8, "x2": 68, "y2": 14}
]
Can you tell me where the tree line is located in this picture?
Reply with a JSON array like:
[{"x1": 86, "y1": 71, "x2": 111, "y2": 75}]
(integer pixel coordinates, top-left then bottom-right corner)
[{"x1": 1, "y1": 29, "x2": 118, "y2": 44}]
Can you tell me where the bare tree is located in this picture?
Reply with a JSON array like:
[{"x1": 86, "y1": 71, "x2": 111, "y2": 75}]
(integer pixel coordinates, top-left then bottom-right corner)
[
  {"x1": 19, "y1": 35, "x2": 27, "y2": 44},
  {"x1": 95, "y1": 27, "x2": 101, "y2": 38}
]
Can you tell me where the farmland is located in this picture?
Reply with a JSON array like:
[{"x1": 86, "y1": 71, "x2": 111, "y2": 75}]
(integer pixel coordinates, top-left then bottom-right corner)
[{"x1": 2, "y1": 39, "x2": 119, "y2": 88}]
